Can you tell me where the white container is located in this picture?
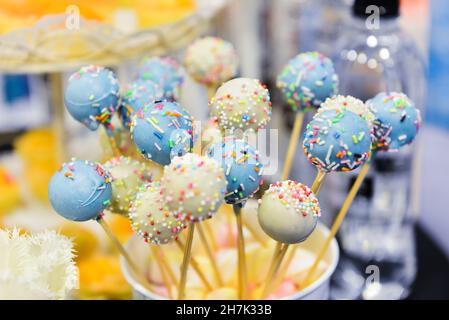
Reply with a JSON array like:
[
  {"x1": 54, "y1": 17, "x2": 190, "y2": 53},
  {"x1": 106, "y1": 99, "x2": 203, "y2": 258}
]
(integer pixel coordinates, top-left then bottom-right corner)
[{"x1": 120, "y1": 223, "x2": 339, "y2": 300}]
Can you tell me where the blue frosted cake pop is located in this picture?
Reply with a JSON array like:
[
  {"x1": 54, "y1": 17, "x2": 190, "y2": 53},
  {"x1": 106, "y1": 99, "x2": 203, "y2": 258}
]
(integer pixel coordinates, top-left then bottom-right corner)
[
  {"x1": 130, "y1": 101, "x2": 194, "y2": 166},
  {"x1": 48, "y1": 159, "x2": 112, "y2": 221},
  {"x1": 64, "y1": 65, "x2": 120, "y2": 131},
  {"x1": 137, "y1": 56, "x2": 184, "y2": 100},
  {"x1": 207, "y1": 137, "x2": 263, "y2": 205},
  {"x1": 366, "y1": 92, "x2": 421, "y2": 151},
  {"x1": 119, "y1": 79, "x2": 164, "y2": 129},
  {"x1": 303, "y1": 109, "x2": 372, "y2": 172},
  {"x1": 277, "y1": 52, "x2": 338, "y2": 112}
]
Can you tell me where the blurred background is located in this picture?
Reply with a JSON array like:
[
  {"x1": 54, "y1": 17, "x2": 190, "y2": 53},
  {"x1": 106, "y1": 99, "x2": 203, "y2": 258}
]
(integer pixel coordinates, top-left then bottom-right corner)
[{"x1": 0, "y1": 0, "x2": 448, "y2": 299}]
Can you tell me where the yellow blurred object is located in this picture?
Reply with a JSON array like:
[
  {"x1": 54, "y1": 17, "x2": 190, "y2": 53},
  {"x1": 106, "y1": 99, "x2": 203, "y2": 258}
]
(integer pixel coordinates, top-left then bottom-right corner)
[
  {"x1": 78, "y1": 254, "x2": 132, "y2": 299},
  {"x1": 0, "y1": 167, "x2": 21, "y2": 216},
  {"x1": 59, "y1": 222, "x2": 99, "y2": 261},
  {"x1": 14, "y1": 128, "x2": 57, "y2": 203},
  {"x1": 0, "y1": 0, "x2": 196, "y2": 34},
  {"x1": 205, "y1": 287, "x2": 238, "y2": 300},
  {"x1": 107, "y1": 214, "x2": 134, "y2": 244}
]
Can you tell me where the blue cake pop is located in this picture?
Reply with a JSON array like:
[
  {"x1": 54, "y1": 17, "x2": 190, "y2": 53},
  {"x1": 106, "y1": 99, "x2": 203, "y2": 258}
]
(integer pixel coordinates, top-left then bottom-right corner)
[
  {"x1": 64, "y1": 65, "x2": 120, "y2": 131},
  {"x1": 48, "y1": 159, "x2": 112, "y2": 222},
  {"x1": 277, "y1": 52, "x2": 338, "y2": 112},
  {"x1": 207, "y1": 137, "x2": 263, "y2": 205},
  {"x1": 366, "y1": 92, "x2": 421, "y2": 152},
  {"x1": 303, "y1": 109, "x2": 372, "y2": 172},
  {"x1": 119, "y1": 79, "x2": 164, "y2": 129},
  {"x1": 130, "y1": 101, "x2": 194, "y2": 166},
  {"x1": 137, "y1": 56, "x2": 184, "y2": 100}
]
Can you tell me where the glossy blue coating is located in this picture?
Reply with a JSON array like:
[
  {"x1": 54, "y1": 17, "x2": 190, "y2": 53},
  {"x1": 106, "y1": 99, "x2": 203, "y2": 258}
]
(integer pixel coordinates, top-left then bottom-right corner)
[{"x1": 48, "y1": 159, "x2": 112, "y2": 221}]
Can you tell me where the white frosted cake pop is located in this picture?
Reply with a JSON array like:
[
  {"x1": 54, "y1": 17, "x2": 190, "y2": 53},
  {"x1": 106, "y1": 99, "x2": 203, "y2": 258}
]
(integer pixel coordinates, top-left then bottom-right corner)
[
  {"x1": 258, "y1": 181, "x2": 321, "y2": 244},
  {"x1": 319, "y1": 95, "x2": 375, "y2": 127},
  {"x1": 103, "y1": 156, "x2": 151, "y2": 215},
  {"x1": 161, "y1": 153, "x2": 226, "y2": 222},
  {"x1": 184, "y1": 36, "x2": 239, "y2": 87},
  {"x1": 210, "y1": 78, "x2": 272, "y2": 133},
  {"x1": 129, "y1": 182, "x2": 185, "y2": 245}
]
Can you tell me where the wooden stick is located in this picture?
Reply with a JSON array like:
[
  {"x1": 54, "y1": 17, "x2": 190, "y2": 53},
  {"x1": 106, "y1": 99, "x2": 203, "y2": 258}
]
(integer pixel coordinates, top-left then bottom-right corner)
[
  {"x1": 311, "y1": 170, "x2": 326, "y2": 193},
  {"x1": 175, "y1": 238, "x2": 213, "y2": 291},
  {"x1": 197, "y1": 223, "x2": 223, "y2": 286},
  {"x1": 226, "y1": 205, "x2": 235, "y2": 246},
  {"x1": 155, "y1": 246, "x2": 178, "y2": 287},
  {"x1": 302, "y1": 163, "x2": 371, "y2": 287},
  {"x1": 178, "y1": 224, "x2": 195, "y2": 300},
  {"x1": 204, "y1": 220, "x2": 218, "y2": 251},
  {"x1": 243, "y1": 218, "x2": 268, "y2": 247},
  {"x1": 281, "y1": 112, "x2": 305, "y2": 180},
  {"x1": 150, "y1": 246, "x2": 173, "y2": 299},
  {"x1": 234, "y1": 205, "x2": 248, "y2": 299},
  {"x1": 261, "y1": 243, "x2": 289, "y2": 299},
  {"x1": 49, "y1": 72, "x2": 66, "y2": 163},
  {"x1": 96, "y1": 217, "x2": 154, "y2": 291},
  {"x1": 206, "y1": 85, "x2": 217, "y2": 101}
]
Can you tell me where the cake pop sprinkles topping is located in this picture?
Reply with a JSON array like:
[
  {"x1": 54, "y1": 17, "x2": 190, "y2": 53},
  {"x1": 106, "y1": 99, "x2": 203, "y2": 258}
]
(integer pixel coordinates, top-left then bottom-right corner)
[
  {"x1": 210, "y1": 78, "x2": 272, "y2": 133},
  {"x1": 366, "y1": 92, "x2": 421, "y2": 152},
  {"x1": 303, "y1": 109, "x2": 372, "y2": 173},
  {"x1": 119, "y1": 79, "x2": 164, "y2": 129},
  {"x1": 277, "y1": 52, "x2": 338, "y2": 112},
  {"x1": 161, "y1": 153, "x2": 226, "y2": 222},
  {"x1": 130, "y1": 100, "x2": 194, "y2": 166},
  {"x1": 258, "y1": 180, "x2": 320, "y2": 244},
  {"x1": 207, "y1": 137, "x2": 263, "y2": 205},
  {"x1": 48, "y1": 159, "x2": 113, "y2": 222},
  {"x1": 184, "y1": 36, "x2": 239, "y2": 86},
  {"x1": 64, "y1": 65, "x2": 120, "y2": 132},
  {"x1": 103, "y1": 156, "x2": 151, "y2": 215},
  {"x1": 129, "y1": 182, "x2": 186, "y2": 245},
  {"x1": 137, "y1": 56, "x2": 184, "y2": 100},
  {"x1": 263, "y1": 181, "x2": 321, "y2": 217},
  {"x1": 319, "y1": 95, "x2": 375, "y2": 128}
]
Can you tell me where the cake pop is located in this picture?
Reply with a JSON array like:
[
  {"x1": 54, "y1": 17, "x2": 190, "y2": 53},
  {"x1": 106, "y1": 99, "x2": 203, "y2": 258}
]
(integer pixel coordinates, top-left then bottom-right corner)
[
  {"x1": 130, "y1": 101, "x2": 194, "y2": 166},
  {"x1": 103, "y1": 156, "x2": 151, "y2": 215},
  {"x1": 64, "y1": 65, "x2": 120, "y2": 131},
  {"x1": 277, "y1": 52, "x2": 338, "y2": 112},
  {"x1": 303, "y1": 109, "x2": 372, "y2": 173},
  {"x1": 366, "y1": 92, "x2": 421, "y2": 151},
  {"x1": 161, "y1": 153, "x2": 226, "y2": 222},
  {"x1": 184, "y1": 36, "x2": 239, "y2": 87},
  {"x1": 48, "y1": 159, "x2": 112, "y2": 221},
  {"x1": 258, "y1": 181, "x2": 320, "y2": 244},
  {"x1": 207, "y1": 137, "x2": 263, "y2": 205},
  {"x1": 129, "y1": 182, "x2": 185, "y2": 245},
  {"x1": 210, "y1": 78, "x2": 272, "y2": 134},
  {"x1": 120, "y1": 79, "x2": 164, "y2": 129},
  {"x1": 319, "y1": 95, "x2": 375, "y2": 127},
  {"x1": 137, "y1": 56, "x2": 184, "y2": 100}
]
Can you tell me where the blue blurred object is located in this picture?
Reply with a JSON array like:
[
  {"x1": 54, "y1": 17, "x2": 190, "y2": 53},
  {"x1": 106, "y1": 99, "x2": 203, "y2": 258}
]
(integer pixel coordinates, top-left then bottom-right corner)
[
  {"x1": 2, "y1": 74, "x2": 30, "y2": 104},
  {"x1": 426, "y1": 0, "x2": 449, "y2": 131}
]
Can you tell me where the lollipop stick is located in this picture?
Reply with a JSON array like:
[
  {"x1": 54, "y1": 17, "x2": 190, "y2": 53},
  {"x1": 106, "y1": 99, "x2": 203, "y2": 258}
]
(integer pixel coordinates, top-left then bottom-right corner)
[
  {"x1": 197, "y1": 223, "x2": 223, "y2": 286},
  {"x1": 154, "y1": 246, "x2": 179, "y2": 287},
  {"x1": 234, "y1": 205, "x2": 248, "y2": 299},
  {"x1": 260, "y1": 243, "x2": 289, "y2": 299},
  {"x1": 311, "y1": 170, "x2": 327, "y2": 194},
  {"x1": 150, "y1": 246, "x2": 173, "y2": 299},
  {"x1": 243, "y1": 218, "x2": 268, "y2": 247},
  {"x1": 281, "y1": 112, "x2": 305, "y2": 180},
  {"x1": 96, "y1": 217, "x2": 154, "y2": 291},
  {"x1": 204, "y1": 220, "x2": 218, "y2": 251},
  {"x1": 49, "y1": 72, "x2": 66, "y2": 163},
  {"x1": 302, "y1": 163, "x2": 370, "y2": 287},
  {"x1": 206, "y1": 85, "x2": 217, "y2": 101},
  {"x1": 178, "y1": 224, "x2": 195, "y2": 300},
  {"x1": 175, "y1": 239, "x2": 213, "y2": 291},
  {"x1": 102, "y1": 126, "x2": 121, "y2": 157}
]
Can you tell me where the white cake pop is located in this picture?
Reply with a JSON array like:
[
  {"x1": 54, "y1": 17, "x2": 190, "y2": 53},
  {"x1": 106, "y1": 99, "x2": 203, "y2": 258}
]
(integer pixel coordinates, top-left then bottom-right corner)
[
  {"x1": 161, "y1": 153, "x2": 226, "y2": 222},
  {"x1": 258, "y1": 181, "x2": 321, "y2": 244},
  {"x1": 184, "y1": 36, "x2": 239, "y2": 87},
  {"x1": 129, "y1": 182, "x2": 185, "y2": 245},
  {"x1": 210, "y1": 78, "x2": 272, "y2": 134}
]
